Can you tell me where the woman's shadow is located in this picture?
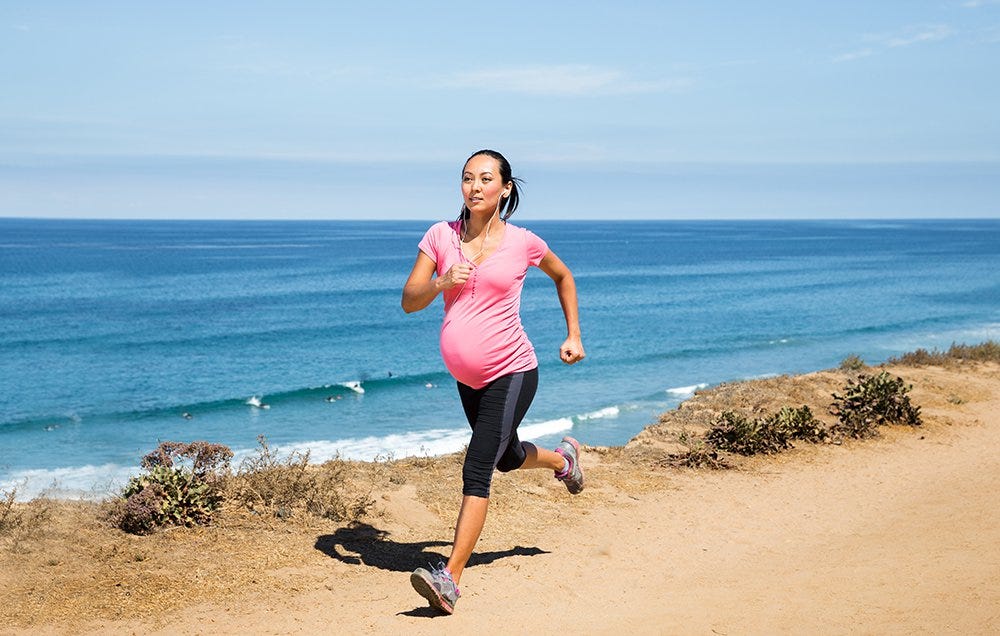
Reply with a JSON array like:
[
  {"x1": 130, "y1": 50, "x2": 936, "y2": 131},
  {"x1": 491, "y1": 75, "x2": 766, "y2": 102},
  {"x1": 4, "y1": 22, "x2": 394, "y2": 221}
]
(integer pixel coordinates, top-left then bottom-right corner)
[{"x1": 315, "y1": 521, "x2": 550, "y2": 573}]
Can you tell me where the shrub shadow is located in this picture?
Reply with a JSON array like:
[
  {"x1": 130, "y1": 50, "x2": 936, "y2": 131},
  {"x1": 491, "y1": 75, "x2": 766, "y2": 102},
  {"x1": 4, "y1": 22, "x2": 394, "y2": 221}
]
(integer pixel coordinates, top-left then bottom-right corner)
[{"x1": 315, "y1": 522, "x2": 549, "y2": 573}]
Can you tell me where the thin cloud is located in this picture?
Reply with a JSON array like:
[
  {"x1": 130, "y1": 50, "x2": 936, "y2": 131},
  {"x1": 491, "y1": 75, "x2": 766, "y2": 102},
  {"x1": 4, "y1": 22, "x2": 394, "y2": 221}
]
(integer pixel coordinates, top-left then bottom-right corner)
[
  {"x1": 437, "y1": 65, "x2": 691, "y2": 96},
  {"x1": 833, "y1": 48, "x2": 875, "y2": 63},
  {"x1": 882, "y1": 24, "x2": 954, "y2": 47},
  {"x1": 834, "y1": 24, "x2": 954, "y2": 62},
  {"x1": 962, "y1": 0, "x2": 1000, "y2": 7}
]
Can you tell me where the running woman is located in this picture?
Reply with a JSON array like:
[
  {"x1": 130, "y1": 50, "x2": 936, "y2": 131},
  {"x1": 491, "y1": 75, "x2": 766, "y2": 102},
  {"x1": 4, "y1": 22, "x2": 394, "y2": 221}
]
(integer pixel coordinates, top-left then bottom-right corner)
[{"x1": 401, "y1": 149, "x2": 585, "y2": 614}]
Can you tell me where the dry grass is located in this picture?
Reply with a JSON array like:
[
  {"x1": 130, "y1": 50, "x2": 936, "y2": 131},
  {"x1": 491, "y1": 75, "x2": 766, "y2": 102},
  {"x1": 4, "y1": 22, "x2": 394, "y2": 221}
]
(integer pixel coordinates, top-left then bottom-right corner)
[
  {"x1": 888, "y1": 340, "x2": 1000, "y2": 366},
  {"x1": 224, "y1": 437, "x2": 379, "y2": 522},
  {"x1": 0, "y1": 488, "x2": 51, "y2": 552}
]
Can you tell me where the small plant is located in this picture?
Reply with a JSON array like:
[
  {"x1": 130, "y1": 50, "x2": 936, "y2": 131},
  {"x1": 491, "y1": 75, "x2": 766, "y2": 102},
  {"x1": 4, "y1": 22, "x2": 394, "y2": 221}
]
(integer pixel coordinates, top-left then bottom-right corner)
[
  {"x1": 839, "y1": 354, "x2": 866, "y2": 372},
  {"x1": 829, "y1": 371, "x2": 922, "y2": 439},
  {"x1": 660, "y1": 430, "x2": 730, "y2": 469},
  {"x1": 705, "y1": 410, "x2": 792, "y2": 455},
  {"x1": 770, "y1": 405, "x2": 828, "y2": 442},
  {"x1": 109, "y1": 441, "x2": 233, "y2": 534}
]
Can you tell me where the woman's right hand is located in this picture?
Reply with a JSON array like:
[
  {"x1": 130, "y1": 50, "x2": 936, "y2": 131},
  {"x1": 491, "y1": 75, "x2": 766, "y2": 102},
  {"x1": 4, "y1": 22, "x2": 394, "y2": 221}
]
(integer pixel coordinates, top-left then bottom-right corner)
[{"x1": 436, "y1": 263, "x2": 474, "y2": 290}]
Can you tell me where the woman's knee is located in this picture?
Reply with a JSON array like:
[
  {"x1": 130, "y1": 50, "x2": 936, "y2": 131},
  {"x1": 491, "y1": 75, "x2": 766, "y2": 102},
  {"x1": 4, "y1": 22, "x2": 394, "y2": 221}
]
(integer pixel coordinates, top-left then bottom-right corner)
[
  {"x1": 495, "y1": 446, "x2": 527, "y2": 473},
  {"x1": 495, "y1": 460, "x2": 518, "y2": 473}
]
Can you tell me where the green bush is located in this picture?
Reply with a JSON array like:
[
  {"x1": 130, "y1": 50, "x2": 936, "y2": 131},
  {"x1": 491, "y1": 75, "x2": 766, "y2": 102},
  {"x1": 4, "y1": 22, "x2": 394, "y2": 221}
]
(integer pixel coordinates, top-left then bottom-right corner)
[
  {"x1": 770, "y1": 405, "x2": 828, "y2": 443},
  {"x1": 705, "y1": 411, "x2": 792, "y2": 456},
  {"x1": 829, "y1": 371, "x2": 922, "y2": 438},
  {"x1": 109, "y1": 441, "x2": 233, "y2": 534}
]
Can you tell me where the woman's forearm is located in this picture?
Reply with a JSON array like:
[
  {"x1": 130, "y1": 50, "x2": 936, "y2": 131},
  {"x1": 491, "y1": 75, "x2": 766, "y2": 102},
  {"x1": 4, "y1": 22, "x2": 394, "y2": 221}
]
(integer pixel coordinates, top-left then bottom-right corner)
[
  {"x1": 402, "y1": 278, "x2": 442, "y2": 313},
  {"x1": 554, "y1": 274, "x2": 581, "y2": 337}
]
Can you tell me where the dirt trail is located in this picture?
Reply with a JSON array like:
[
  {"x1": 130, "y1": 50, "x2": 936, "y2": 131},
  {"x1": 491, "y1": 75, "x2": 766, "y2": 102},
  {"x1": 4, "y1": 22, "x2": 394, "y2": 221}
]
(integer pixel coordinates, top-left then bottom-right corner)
[{"x1": 6, "y1": 364, "x2": 999, "y2": 635}]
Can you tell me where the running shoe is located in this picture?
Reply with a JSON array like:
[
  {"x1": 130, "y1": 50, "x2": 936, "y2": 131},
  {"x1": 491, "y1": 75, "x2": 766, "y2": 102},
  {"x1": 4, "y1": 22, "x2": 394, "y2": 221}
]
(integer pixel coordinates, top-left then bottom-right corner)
[
  {"x1": 410, "y1": 562, "x2": 460, "y2": 615},
  {"x1": 554, "y1": 436, "x2": 584, "y2": 494}
]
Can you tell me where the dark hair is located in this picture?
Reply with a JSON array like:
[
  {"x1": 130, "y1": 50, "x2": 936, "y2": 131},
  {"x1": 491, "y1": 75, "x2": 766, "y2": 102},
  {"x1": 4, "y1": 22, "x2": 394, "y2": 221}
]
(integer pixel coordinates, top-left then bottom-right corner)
[{"x1": 459, "y1": 149, "x2": 524, "y2": 221}]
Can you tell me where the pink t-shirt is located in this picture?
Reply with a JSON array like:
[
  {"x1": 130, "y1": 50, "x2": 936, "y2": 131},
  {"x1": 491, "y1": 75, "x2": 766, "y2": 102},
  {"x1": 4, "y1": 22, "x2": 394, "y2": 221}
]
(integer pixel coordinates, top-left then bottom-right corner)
[{"x1": 418, "y1": 220, "x2": 549, "y2": 389}]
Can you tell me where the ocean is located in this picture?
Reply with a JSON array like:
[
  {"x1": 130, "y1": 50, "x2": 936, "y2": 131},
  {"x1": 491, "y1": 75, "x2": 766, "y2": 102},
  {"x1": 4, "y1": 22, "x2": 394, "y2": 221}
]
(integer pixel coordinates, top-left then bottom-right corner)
[{"x1": 1, "y1": 218, "x2": 998, "y2": 500}]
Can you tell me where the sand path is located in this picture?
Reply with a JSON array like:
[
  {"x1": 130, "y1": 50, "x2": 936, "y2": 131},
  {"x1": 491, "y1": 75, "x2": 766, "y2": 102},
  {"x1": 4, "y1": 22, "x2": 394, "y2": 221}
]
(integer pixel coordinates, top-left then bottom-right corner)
[{"x1": 79, "y1": 369, "x2": 995, "y2": 636}]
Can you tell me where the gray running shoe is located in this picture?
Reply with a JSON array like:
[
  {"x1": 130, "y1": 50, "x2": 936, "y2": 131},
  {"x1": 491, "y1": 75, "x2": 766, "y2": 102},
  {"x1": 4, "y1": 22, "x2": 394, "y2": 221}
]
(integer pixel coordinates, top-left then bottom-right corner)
[
  {"x1": 410, "y1": 562, "x2": 460, "y2": 615},
  {"x1": 554, "y1": 436, "x2": 584, "y2": 494}
]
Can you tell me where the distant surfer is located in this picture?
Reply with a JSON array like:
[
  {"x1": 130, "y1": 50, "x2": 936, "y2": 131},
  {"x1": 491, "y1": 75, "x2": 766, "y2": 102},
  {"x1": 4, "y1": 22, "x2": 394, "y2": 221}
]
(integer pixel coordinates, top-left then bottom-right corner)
[
  {"x1": 181, "y1": 412, "x2": 193, "y2": 420},
  {"x1": 342, "y1": 381, "x2": 365, "y2": 394},
  {"x1": 246, "y1": 396, "x2": 270, "y2": 409},
  {"x1": 402, "y1": 149, "x2": 586, "y2": 615}
]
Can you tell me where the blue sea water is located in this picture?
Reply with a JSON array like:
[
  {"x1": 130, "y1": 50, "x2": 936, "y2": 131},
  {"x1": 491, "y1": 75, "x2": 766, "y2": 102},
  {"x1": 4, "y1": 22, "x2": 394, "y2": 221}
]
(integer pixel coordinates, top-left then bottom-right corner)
[{"x1": 1, "y1": 218, "x2": 998, "y2": 499}]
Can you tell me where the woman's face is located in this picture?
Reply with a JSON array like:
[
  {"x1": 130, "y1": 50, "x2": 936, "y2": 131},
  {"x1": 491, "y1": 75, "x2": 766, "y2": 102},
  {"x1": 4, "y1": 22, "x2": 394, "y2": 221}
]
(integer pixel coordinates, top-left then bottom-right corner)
[{"x1": 462, "y1": 155, "x2": 508, "y2": 217}]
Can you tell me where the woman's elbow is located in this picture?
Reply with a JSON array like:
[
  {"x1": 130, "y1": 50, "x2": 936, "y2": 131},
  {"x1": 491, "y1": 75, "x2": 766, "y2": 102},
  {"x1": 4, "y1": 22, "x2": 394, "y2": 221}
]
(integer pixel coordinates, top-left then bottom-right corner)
[{"x1": 401, "y1": 292, "x2": 425, "y2": 314}]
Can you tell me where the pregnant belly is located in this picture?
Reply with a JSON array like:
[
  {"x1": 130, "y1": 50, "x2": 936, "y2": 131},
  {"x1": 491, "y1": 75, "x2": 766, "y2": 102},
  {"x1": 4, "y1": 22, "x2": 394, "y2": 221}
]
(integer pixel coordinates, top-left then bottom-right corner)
[{"x1": 440, "y1": 324, "x2": 489, "y2": 387}]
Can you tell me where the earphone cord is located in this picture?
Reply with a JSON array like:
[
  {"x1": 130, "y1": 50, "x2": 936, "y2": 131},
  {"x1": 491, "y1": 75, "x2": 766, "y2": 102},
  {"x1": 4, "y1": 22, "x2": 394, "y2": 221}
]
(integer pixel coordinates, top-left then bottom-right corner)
[
  {"x1": 461, "y1": 211, "x2": 497, "y2": 264},
  {"x1": 456, "y1": 196, "x2": 503, "y2": 298}
]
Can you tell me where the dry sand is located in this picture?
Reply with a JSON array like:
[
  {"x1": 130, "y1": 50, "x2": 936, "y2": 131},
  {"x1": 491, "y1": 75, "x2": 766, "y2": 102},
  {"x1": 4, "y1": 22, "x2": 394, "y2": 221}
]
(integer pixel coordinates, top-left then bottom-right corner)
[{"x1": 2, "y1": 362, "x2": 998, "y2": 635}]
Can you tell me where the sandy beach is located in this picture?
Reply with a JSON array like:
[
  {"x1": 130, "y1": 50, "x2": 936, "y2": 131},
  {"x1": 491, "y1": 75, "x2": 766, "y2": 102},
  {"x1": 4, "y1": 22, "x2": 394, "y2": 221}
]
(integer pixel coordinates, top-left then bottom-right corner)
[{"x1": 2, "y1": 360, "x2": 998, "y2": 635}]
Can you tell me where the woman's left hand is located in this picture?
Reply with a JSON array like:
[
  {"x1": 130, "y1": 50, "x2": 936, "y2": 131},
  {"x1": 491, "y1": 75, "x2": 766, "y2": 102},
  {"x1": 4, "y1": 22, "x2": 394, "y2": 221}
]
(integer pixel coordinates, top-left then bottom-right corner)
[{"x1": 559, "y1": 336, "x2": 586, "y2": 365}]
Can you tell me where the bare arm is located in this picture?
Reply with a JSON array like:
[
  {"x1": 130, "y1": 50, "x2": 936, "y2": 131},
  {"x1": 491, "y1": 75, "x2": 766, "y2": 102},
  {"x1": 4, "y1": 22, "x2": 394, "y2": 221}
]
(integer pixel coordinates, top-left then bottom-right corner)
[
  {"x1": 401, "y1": 251, "x2": 473, "y2": 313},
  {"x1": 537, "y1": 250, "x2": 585, "y2": 364}
]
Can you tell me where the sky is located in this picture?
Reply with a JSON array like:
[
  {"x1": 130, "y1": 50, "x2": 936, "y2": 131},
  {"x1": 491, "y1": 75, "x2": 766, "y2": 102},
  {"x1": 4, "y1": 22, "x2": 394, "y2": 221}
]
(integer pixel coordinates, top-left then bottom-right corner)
[{"x1": 1, "y1": 1, "x2": 998, "y2": 220}]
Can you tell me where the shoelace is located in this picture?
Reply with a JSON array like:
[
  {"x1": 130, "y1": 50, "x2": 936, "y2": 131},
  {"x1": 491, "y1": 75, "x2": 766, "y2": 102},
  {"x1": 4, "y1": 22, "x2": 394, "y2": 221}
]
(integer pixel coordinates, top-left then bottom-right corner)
[{"x1": 427, "y1": 561, "x2": 460, "y2": 596}]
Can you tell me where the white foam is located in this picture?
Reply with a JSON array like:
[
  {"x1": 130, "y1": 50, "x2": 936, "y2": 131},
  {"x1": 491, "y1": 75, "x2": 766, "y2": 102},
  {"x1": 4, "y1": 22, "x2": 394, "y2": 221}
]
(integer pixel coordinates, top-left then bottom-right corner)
[
  {"x1": 265, "y1": 428, "x2": 470, "y2": 462},
  {"x1": 1, "y1": 463, "x2": 139, "y2": 501},
  {"x1": 261, "y1": 417, "x2": 574, "y2": 465},
  {"x1": 577, "y1": 406, "x2": 620, "y2": 420},
  {"x1": 666, "y1": 383, "x2": 708, "y2": 397},
  {"x1": 519, "y1": 417, "x2": 574, "y2": 440},
  {"x1": 340, "y1": 380, "x2": 365, "y2": 394}
]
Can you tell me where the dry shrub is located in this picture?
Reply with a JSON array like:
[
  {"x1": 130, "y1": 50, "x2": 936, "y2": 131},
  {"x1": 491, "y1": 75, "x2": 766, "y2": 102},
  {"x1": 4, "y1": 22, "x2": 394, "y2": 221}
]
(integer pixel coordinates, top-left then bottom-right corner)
[
  {"x1": 839, "y1": 354, "x2": 866, "y2": 372},
  {"x1": 661, "y1": 431, "x2": 729, "y2": 469},
  {"x1": 225, "y1": 436, "x2": 374, "y2": 522},
  {"x1": 889, "y1": 340, "x2": 1000, "y2": 366},
  {"x1": 0, "y1": 488, "x2": 50, "y2": 550}
]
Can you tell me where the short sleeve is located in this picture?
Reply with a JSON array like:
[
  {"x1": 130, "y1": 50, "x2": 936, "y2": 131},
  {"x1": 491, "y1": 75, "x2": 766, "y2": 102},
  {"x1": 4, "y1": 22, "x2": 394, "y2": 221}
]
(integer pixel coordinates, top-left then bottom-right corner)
[
  {"x1": 525, "y1": 229, "x2": 549, "y2": 267},
  {"x1": 417, "y1": 222, "x2": 443, "y2": 264}
]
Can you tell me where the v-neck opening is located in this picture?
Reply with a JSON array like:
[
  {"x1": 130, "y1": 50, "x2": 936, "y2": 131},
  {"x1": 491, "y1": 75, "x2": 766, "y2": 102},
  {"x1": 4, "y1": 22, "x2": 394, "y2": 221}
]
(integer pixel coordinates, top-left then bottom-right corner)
[{"x1": 460, "y1": 220, "x2": 507, "y2": 266}]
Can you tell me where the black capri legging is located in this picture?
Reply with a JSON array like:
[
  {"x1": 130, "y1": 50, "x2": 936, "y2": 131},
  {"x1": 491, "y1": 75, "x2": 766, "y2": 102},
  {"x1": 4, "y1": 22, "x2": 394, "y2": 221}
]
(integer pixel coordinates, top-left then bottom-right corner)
[{"x1": 457, "y1": 367, "x2": 539, "y2": 498}]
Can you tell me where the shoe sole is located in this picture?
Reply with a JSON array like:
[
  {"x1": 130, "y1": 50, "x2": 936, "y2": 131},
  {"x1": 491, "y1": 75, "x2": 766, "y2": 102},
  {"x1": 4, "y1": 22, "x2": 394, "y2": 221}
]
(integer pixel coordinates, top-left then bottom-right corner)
[{"x1": 410, "y1": 571, "x2": 454, "y2": 615}]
